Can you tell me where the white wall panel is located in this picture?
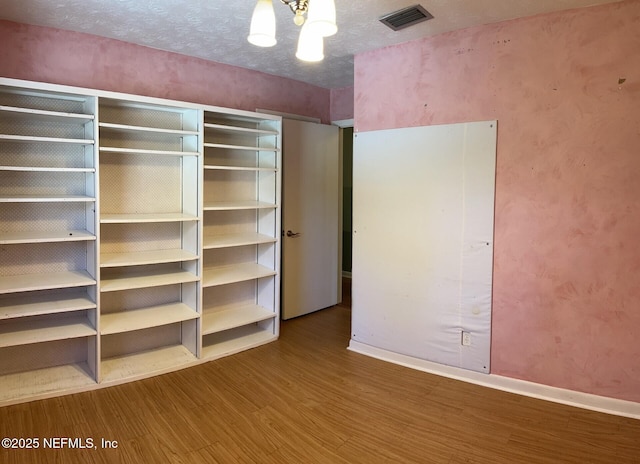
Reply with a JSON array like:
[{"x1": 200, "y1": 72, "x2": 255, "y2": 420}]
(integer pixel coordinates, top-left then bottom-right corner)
[{"x1": 351, "y1": 121, "x2": 496, "y2": 373}]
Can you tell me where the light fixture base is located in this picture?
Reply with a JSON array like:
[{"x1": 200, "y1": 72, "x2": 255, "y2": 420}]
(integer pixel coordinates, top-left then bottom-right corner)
[{"x1": 282, "y1": 0, "x2": 309, "y2": 25}]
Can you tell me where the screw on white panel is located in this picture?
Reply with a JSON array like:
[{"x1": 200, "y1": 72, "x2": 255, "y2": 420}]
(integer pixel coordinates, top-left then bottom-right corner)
[{"x1": 461, "y1": 331, "x2": 471, "y2": 346}]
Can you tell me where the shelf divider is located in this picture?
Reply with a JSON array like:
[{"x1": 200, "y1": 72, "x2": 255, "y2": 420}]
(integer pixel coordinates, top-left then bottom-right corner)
[
  {"x1": 0, "y1": 292, "x2": 96, "y2": 320},
  {"x1": 203, "y1": 263, "x2": 276, "y2": 288},
  {"x1": 101, "y1": 249, "x2": 198, "y2": 268},
  {"x1": 100, "y1": 268, "x2": 199, "y2": 293},
  {"x1": 202, "y1": 304, "x2": 276, "y2": 335},
  {"x1": 100, "y1": 344, "x2": 197, "y2": 384},
  {"x1": 203, "y1": 232, "x2": 276, "y2": 250},
  {"x1": 100, "y1": 212, "x2": 199, "y2": 223},
  {"x1": 0, "y1": 270, "x2": 96, "y2": 295},
  {"x1": 0, "y1": 316, "x2": 96, "y2": 348},
  {"x1": 101, "y1": 303, "x2": 199, "y2": 335},
  {"x1": 203, "y1": 200, "x2": 277, "y2": 211},
  {"x1": 0, "y1": 230, "x2": 95, "y2": 245}
]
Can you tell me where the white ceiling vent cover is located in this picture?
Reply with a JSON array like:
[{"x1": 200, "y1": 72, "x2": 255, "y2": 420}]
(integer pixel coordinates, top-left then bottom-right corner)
[{"x1": 379, "y1": 4, "x2": 434, "y2": 31}]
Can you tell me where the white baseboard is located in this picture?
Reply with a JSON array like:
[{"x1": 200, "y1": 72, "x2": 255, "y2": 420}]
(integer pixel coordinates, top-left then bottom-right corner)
[{"x1": 348, "y1": 340, "x2": 640, "y2": 420}]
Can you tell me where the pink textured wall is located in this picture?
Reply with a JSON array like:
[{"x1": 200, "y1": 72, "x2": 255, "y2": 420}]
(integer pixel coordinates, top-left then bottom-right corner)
[
  {"x1": 0, "y1": 20, "x2": 330, "y2": 122},
  {"x1": 355, "y1": 0, "x2": 640, "y2": 403},
  {"x1": 330, "y1": 86, "x2": 354, "y2": 121}
]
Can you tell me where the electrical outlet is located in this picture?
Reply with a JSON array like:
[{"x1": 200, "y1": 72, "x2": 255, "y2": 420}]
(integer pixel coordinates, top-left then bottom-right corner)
[{"x1": 461, "y1": 331, "x2": 471, "y2": 346}]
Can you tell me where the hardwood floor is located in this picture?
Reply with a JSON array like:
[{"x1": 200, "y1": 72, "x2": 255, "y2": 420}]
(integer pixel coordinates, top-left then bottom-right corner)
[{"x1": 0, "y1": 295, "x2": 638, "y2": 463}]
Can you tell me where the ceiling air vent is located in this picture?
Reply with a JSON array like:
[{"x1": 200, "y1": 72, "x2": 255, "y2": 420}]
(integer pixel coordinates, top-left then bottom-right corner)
[{"x1": 379, "y1": 4, "x2": 434, "y2": 31}]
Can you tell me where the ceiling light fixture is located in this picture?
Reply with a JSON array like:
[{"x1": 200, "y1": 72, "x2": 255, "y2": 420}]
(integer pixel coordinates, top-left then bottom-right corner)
[{"x1": 248, "y1": 0, "x2": 337, "y2": 62}]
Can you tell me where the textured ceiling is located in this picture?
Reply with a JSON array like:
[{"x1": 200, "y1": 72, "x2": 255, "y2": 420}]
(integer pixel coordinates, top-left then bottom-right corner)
[{"x1": 0, "y1": 0, "x2": 623, "y2": 89}]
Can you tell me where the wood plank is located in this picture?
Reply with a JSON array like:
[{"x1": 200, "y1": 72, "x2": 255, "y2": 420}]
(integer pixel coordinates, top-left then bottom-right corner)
[
  {"x1": 0, "y1": 270, "x2": 96, "y2": 294},
  {"x1": 0, "y1": 362, "x2": 95, "y2": 406},
  {"x1": 101, "y1": 249, "x2": 198, "y2": 267},
  {"x1": 204, "y1": 122, "x2": 278, "y2": 136},
  {"x1": 202, "y1": 263, "x2": 276, "y2": 288},
  {"x1": 0, "y1": 229, "x2": 95, "y2": 244},
  {"x1": 0, "y1": 316, "x2": 96, "y2": 348},
  {"x1": 101, "y1": 303, "x2": 199, "y2": 335},
  {"x1": 0, "y1": 104, "x2": 94, "y2": 123},
  {"x1": 0, "y1": 292, "x2": 96, "y2": 320},
  {"x1": 99, "y1": 122, "x2": 198, "y2": 136},
  {"x1": 100, "y1": 344, "x2": 197, "y2": 384},
  {"x1": 203, "y1": 200, "x2": 277, "y2": 211},
  {"x1": 203, "y1": 165, "x2": 276, "y2": 172},
  {"x1": 100, "y1": 212, "x2": 199, "y2": 223},
  {"x1": 100, "y1": 268, "x2": 199, "y2": 292},
  {"x1": 204, "y1": 142, "x2": 279, "y2": 152},
  {"x1": 0, "y1": 194, "x2": 95, "y2": 203},
  {"x1": 202, "y1": 304, "x2": 276, "y2": 335},
  {"x1": 0, "y1": 134, "x2": 94, "y2": 144},
  {"x1": 100, "y1": 146, "x2": 199, "y2": 157},
  {"x1": 201, "y1": 325, "x2": 275, "y2": 360},
  {"x1": 203, "y1": 232, "x2": 276, "y2": 249},
  {"x1": 0, "y1": 166, "x2": 95, "y2": 172}
]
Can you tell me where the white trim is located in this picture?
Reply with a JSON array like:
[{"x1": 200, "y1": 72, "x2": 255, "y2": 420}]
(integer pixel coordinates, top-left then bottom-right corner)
[
  {"x1": 348, "y1": 340, "x2": 640, "y2": 420},
  {"x1": 256, "y1": 109, "x2": 320, "y2": 123},
  {"x1": 332, "y1": 119, "x2": 354, "y2": 128},
  {"x1": 1, "y1": 77, "x2": 281, "y2": 121}
]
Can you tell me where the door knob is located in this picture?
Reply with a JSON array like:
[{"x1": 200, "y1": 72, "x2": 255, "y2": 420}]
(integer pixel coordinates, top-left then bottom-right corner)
[{"x1": 286, "y1": 230, "x2": 301, "y2": 237}]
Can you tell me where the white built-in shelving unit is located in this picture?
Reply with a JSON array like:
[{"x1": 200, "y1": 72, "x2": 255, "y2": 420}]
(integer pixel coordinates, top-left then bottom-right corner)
[
  {"x1": 0, "y1": 83, "x2": 99, "y2": 402},
  {"x1": 201, "y1": 111, "x2": 281, "y2": 359},
  {"x1": 97, "y1": 97, "x2": 201, "y2": 384},
  {"x1": 0, "y1": 78, "x2": 281, "y2": 406}
]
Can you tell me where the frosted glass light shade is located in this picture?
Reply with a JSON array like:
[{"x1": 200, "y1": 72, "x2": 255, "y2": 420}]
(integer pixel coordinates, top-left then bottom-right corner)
[
  {"x1": 248, "y1": 0, "x2": 277, "y2": 47},
  {"x1": 296, "y1": 23, "x2": 324, "y2": 62},
  {"x1": 306, "y1": 0, "x2": 337, "y2": 37}
]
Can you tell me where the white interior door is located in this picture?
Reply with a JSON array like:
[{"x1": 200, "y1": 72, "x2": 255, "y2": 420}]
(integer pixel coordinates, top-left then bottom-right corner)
[{"x1": 282, "y1": 119, "x2": 340, "y2": 320}]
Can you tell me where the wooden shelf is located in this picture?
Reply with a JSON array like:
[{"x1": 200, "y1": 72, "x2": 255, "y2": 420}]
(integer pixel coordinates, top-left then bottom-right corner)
[
  {"x1": 0, "y1": 166, "x2": 95, "y2": 173},
  {"x1": 101, "y1": 249, "x2": 198, "y2": 268},
  {"x1": 99, "y1": 122, "x2": 198, "y2": 136},
  {"x1": 100, "y1": 344, "x2": 197, "y2": 384},
  {"x1": 100, "y1": 268, "x2": 199, "y2": 293},
  {"x1": 0, "y1": 105, "x2": 94, "y2": 123},
  {"x1": 0, "y1": 270, "x2": 96, "y2": 295},
  {"x1": 203, "y1": 200, "x2": 277, "y2": 211},
  {"x1": 100, "y1": 146, "x2": 199, "y2": 157},
  {"x1": 204, "y1": 165, "x2": 276, "y2": 172},
  {"x1": 203, "y1": 263, "x2": 276, "y2": 288},
  {"x1": 101, "y1": 303, "x2": 199, "y2": 335},
  {"x1": 204, "y1": 142, "x2": 279, "y2": 152},
  {"x1": 204, "y1": 123, "x2": 278, "y2": 136},
  {"x1": 202, "y1": 304, "x2": 276, "y2": 335},
  {"x1": 0, "y1": 230, "x2": 95, "y2": 245},
  {"x1": 0, "y1": 363, "x2": 95, "y2": 407},
  {"x1": 99, "y1": 99, "x2": 195, "y2": 114},
  {"x1": 100, "y1": 212, "x2": 199, "y2": 223},
  {"x1": 0, "y1": 134, "x2": 94, "y2": 144},
  {"x1": 0, "y1": 292, "x2": 96, "y2": 320},
  {"x1": 0, "y1": 194, "x2": 95, "y2": 203},
  {"x1": 203, "y1": 232, "x2": 276, "y2": 249},
  {"x1": 0, "y1": 316, "x2": 96, "y2": 348},
  {"x1": 202, "y1": 325, "x2": 276, "y2": 360}
]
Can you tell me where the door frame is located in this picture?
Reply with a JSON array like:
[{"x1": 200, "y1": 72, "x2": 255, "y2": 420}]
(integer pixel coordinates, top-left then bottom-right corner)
[{"x1": 332, "y1": 119, "x2": 354, "y2": 303}]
